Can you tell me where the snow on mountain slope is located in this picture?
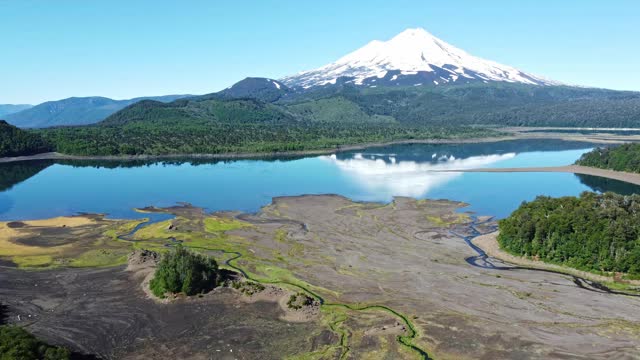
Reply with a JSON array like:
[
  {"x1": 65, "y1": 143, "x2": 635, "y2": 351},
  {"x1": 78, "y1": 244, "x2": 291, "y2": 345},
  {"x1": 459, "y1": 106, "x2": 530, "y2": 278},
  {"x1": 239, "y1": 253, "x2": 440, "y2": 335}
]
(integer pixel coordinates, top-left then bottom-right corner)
[{"x1": 282, "y1": 28, "x2": 559, "y2": 88}]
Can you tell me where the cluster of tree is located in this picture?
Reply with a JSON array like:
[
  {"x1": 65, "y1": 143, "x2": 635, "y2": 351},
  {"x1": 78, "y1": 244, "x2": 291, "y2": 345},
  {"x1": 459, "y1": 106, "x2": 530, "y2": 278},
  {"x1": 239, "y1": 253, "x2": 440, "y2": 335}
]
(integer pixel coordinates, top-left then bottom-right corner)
[
  {"x1": 498, "y1": 192, "x2": 640, "y2": 276},
  {"x1": 149, "y1": 245, "x2": 220, "y2": 297},
  {"x1": 0, "y1": 120, "x2": 51, "y2": 157},
  {"x1": 576, "y1": 143, "x2": 640, "y2": 173},
  {"x1": 0, "y1": 325, "x2": 70, "y2": 360}
]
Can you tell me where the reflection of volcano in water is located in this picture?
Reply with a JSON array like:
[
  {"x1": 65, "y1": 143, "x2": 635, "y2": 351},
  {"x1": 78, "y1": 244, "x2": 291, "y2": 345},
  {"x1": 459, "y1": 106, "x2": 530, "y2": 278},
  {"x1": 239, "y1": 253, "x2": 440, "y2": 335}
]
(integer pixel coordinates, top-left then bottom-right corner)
[{"x1": 322, "y1": 152, "x2": 516, "y2": 198}]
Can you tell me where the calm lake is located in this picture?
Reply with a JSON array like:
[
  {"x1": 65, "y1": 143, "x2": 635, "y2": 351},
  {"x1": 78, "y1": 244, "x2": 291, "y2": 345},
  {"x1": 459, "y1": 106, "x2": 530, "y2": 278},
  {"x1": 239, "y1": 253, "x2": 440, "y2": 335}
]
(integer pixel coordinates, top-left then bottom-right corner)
[{"x1": 1, "y1": 139, "x2": 639, "y2": 221}]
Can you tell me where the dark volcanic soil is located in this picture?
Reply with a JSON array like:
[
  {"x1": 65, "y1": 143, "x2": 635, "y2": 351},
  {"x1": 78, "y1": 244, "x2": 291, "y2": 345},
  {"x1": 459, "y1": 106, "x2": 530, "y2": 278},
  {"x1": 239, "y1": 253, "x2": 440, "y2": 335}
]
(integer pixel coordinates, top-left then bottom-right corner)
[{"x1": 0, "y1": 266, "x2": 332, "y2": 359}]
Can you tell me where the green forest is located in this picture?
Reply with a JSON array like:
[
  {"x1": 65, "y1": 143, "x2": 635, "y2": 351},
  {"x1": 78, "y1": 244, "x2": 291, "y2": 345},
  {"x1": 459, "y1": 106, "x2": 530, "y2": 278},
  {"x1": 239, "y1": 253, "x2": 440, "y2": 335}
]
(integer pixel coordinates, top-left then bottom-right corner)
[
  {"x1": 0, "y1": 121, "x2": 51, "y2": 157},
  {"x1": 576, "y1": 143, "x2": 640, "y2": 173},
  {"x1": 498, "y1": 192, "x2": 640, "y2": 277},
  {"x1": 3, "y1": 81, "x2": 640, "y2": 158}
]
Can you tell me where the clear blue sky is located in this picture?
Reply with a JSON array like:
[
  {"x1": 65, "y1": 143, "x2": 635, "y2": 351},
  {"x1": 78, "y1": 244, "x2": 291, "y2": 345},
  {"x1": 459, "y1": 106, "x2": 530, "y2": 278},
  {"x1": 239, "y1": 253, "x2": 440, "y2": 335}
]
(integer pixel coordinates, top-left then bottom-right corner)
[{"x1": 2, "y1": 0, "x2": 639, "y2": 104}]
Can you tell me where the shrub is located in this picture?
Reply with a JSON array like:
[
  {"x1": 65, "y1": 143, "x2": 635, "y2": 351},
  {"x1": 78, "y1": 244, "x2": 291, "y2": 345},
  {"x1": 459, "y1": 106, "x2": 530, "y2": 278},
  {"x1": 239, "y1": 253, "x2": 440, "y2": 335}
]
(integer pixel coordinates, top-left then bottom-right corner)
[
  {"x1": 231, "y1": 281, "x2": 265, "y2": 296},
  {"x1": 286, "y1": 292, "x2": 314, "y2": 310}
]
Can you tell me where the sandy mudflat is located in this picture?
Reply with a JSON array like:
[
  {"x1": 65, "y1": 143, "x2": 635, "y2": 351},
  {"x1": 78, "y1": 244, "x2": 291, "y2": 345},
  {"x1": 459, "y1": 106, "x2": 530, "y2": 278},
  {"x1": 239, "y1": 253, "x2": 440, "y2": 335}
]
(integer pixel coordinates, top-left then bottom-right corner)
[
  {"x1": 447, "y1": 165, "x2": 640, "y2": 186},
  {"x1": 4, "y1": 195, "x2": 640, "y2": 359}
]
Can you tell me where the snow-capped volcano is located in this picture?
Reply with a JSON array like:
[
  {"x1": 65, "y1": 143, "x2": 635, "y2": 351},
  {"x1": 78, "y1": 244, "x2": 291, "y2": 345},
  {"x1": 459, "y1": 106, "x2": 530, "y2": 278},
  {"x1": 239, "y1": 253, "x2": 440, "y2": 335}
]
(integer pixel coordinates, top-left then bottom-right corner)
[{"x1": 282, "y1": 28, "x2": 559, "y2": 88}]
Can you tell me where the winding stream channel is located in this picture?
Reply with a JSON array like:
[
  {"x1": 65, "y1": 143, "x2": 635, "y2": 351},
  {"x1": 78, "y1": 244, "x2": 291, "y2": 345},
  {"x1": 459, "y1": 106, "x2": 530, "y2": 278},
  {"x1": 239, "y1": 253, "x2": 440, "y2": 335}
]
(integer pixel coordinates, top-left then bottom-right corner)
[
  {"x1": 115, "y1": 206, "x2": 640, "y2": 359},
  {"x1": 117, "y1": 215, "x2": 432, "y2": 359},
  {"x1": 452, "y1": 216, "x2": 640, "y2": 298}
]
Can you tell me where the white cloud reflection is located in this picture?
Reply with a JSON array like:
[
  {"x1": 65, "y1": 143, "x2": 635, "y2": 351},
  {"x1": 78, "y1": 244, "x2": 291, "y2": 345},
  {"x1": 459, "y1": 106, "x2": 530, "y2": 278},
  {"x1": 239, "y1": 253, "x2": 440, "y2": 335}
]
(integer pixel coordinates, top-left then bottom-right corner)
[{"x1": 321, "y1": 152, "x2": 516, "y2": 198}]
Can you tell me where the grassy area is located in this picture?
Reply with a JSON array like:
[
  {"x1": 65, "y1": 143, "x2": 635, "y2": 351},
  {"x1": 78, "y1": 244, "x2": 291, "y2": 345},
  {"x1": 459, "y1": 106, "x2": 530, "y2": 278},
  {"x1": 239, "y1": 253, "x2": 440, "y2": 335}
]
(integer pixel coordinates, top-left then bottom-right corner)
[
  {"x1": 69, "y1": 249, "x2": 130, "y2": 267},
  {"x1": 204, "y1": 216, "x2": 251, "y2": 232},
  {"x1": 0, "y1": 217, "x2": 145, "y2": 269},
  {"x1": 11, "y1": 254, "x2": 54, "y2": 267}
]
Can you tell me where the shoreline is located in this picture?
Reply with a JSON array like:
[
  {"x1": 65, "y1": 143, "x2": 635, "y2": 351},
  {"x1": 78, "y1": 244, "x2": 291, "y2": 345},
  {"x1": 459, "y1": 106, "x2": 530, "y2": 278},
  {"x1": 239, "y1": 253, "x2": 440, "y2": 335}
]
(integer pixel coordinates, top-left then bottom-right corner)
[
  {"x1": 445, "y1": 165, "x2": 640, "y2": 186},
  {"x1": 473, "y1": 232, "x2": 640, "y2": 286},
  {"x1": 2, "y1": 131, "x2": 639, "y2": 164}
]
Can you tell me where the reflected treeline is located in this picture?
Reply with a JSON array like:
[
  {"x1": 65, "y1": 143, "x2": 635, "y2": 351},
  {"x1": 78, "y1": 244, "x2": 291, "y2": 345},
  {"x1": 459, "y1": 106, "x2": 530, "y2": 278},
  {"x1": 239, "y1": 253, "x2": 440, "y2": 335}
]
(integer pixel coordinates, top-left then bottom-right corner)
[
  {"x1": 0, "y1": 155, "x2": 311, "y2": 191},
  {"x1": 576, "y1": 173, "x2": 640, "y2": 195},
  {"x1": 0, "y1": 140, "x2": 617, "y2": 194},
  {"x1": 335, "y1": 139, "x2": 596, "y2": 163},
  {"x1": 0, "y1": 160, "x2": 55, "y2": 192},
  {"x1": 54, "y1": 155, "x2": 309, "y2": 169}
]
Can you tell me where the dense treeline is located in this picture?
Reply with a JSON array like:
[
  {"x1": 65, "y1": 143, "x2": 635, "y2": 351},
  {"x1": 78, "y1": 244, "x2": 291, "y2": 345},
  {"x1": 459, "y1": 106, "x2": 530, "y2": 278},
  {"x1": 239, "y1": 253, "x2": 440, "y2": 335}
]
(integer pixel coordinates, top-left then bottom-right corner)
[
  {"x1": 0, "y1": 325, "x2": 70, "y2": 359},
  {"x1": 498, "y1": 192, "x2": 640, "y2": 276},
  {"x1": 576, "y1": 144, "x2": 640, "y2": 173},
  {"x1": 0, "y1": 120, "x2": 51, "y2": 157}
]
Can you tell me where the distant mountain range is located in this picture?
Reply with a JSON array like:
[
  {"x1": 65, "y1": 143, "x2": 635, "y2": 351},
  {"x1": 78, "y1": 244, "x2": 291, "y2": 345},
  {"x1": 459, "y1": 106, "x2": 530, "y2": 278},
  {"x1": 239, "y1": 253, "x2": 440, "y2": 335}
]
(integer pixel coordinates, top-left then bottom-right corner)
[
  {"x1": 0, "y1": 104, "x2": 33, "y2": 118},
  {"x1": 4, "y1": 95, "x2": 191, "y2": 128}
]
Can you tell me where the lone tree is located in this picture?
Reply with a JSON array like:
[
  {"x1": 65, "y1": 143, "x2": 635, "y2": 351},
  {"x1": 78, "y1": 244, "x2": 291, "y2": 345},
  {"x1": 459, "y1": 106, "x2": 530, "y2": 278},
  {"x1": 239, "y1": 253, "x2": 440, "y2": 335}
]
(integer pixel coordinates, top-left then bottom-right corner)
[{"x1": 150, "y1": 245, "x2": 220, "y2": 297}]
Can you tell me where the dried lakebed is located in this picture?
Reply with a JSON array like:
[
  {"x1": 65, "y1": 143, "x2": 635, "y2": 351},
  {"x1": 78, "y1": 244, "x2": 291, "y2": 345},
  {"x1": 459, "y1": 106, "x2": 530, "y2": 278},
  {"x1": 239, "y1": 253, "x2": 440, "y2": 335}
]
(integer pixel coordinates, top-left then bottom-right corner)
[{"x1": 2, "y1": 195, "x2": 640, "y2": 359}]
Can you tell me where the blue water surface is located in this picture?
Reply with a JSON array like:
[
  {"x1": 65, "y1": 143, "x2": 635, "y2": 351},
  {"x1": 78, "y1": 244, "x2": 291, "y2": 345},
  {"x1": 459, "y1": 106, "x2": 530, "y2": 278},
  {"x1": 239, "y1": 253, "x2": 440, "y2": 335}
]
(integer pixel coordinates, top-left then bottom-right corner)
[{"x1": 0, "y1": 139, "x2": 637, "y2": 220}]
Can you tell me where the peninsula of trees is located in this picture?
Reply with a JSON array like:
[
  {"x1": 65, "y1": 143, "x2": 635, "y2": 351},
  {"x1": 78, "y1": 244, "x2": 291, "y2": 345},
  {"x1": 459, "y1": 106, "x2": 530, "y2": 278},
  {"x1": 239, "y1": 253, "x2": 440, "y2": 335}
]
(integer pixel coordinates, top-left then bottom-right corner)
[
  {"x1": 576, "y1": 143, "x2": 640, "y2": 173},
  {"x1": 498, "y1": 192, "x2": 640, "y2": 277}
]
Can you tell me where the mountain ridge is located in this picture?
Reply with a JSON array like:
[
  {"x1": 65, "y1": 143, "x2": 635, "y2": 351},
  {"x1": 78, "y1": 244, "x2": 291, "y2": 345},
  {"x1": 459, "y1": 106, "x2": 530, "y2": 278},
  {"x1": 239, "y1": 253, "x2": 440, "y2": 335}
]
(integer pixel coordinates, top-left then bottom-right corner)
[
  {"x1": 0, "y1": 104, "x2": 33, "y2": 118},
  {"x1": 5, "y1": 94, "x2": 192, "y2": 128}
]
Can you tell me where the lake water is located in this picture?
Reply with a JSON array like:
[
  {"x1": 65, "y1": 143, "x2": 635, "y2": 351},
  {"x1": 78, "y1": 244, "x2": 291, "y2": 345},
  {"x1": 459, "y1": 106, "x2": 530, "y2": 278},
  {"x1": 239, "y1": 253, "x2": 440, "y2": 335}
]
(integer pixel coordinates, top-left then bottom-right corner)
[{"x1": 1, "y1": 139, "x2": 639, "y2": 221}]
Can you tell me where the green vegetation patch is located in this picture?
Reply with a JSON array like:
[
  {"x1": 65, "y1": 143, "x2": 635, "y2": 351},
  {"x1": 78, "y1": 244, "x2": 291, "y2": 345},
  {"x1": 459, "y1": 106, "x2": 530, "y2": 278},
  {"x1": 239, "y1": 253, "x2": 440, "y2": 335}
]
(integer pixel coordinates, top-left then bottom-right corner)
[
  {"x1": 0, "y1": 325, "x2": 70, "y2": 360},
  {"x1": 204, "y1": 217, "x2": 250, "y2": 233},
  {"x1": 288, "y1": 97, "x2": 396, "y2": 124},
  {"x1": 69, "y1": 249, "x2": 130, "y2": 268},
  {"x1": 12, "y1": 255, "x2": 53, "y2": 268}
]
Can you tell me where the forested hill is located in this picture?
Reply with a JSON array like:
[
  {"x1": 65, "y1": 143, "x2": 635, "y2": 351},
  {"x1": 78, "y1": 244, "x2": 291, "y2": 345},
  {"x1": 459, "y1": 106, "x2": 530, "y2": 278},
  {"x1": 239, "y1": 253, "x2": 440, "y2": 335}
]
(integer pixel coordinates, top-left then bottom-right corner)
[
  {"x1": 498, "y1": 192, "x2": 640, "y2": 277},
  {"x1": 576, "y1": 144, "x2": 640, "y2": 173},
  {"x1": 287, "y1": 82, "x2": 640, "y2": 128},
  {"x1": 0, "y1": 120, "x2": 52, "y2": 157},
  {"x1": 5, "y1": 95, "x2": 191, "y2": 128},
  {"x1": 40, "y1": 95, "x2": 495, "y2": 156},
  {"x1": 28, "y1": 80, "x2": 640, "y2": 157}
]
